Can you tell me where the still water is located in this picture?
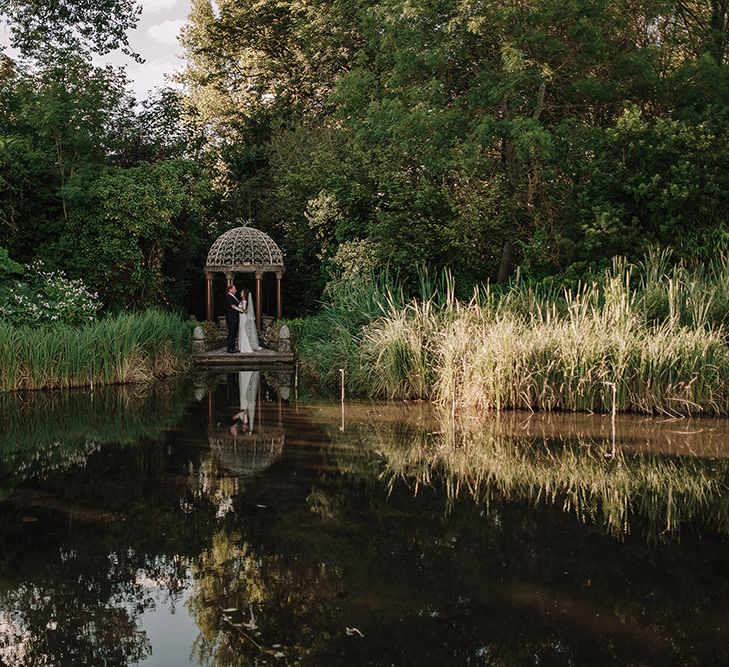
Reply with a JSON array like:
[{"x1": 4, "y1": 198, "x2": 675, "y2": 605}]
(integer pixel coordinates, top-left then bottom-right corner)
[{"x1": 2, "y1": 372, "x2": 729, "y2": 666}]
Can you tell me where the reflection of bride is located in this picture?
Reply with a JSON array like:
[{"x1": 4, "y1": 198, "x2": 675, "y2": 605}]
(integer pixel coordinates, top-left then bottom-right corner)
[
  {"x1": 237, "y1": 371, "x2": 259, "y2": 433},
  {"x1": 238, "y1": 291, "x2": 253, "y2": 353}
]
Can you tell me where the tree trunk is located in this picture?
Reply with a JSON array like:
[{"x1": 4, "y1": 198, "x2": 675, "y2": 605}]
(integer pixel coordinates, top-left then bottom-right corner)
[{"x1": 497, "y1": 241, "x2": 516, "y2": 283}]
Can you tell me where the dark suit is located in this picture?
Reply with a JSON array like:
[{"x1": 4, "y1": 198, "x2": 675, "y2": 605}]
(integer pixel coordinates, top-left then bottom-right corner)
[{"x1": 225, "y1": 292, "x2": 240, "y2": 352}]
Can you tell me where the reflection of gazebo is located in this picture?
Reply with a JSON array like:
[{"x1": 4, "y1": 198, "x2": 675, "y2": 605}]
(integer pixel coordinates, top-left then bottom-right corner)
[
  {"x1": 205, "y1": 224, "x2": 285, "y2": 329},
  {"x1": 208, "y1": 432, "x2": 285, "y2": 478},
  {"x1": 206, "y1": 370, "x2": 286, "y2": 478}
]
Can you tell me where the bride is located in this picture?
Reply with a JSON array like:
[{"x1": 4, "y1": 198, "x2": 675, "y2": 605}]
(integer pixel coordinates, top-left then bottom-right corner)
[
  {"x1": 238, "y1": 290, "x2": 253, "y2": 353},
  {"x1": 245, "y1": 291, "x2": 261, "y2": 351}
]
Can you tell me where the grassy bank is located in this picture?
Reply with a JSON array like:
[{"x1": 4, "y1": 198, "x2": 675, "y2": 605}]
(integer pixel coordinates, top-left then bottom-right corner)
[
  {"x1": 0, "y1": 309, "x2": 191, "y2": 391},
  {"x1": 292, "y1": 252, "x2": 729, "y2": 415}
]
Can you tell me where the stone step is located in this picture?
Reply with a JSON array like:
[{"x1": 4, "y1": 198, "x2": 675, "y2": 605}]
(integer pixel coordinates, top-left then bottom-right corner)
[{"x1": 193, "y1": 347, "x2": 295, "y2": 369}]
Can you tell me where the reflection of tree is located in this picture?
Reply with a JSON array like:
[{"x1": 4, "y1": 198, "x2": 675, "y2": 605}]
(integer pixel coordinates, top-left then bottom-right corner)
[
  {"x1": 0, "y1": 379, "x2": 191, "y2": 500},
  {"x1": 187, "y1": 530, "x2": 268, "y2": 666},
  {"x1": 187, "y1": 527, "x2": 345, "y2": 666},
  {"x1": 189, "y1": 455, "x2": 242, "y2": 519},
  {"x1": 0, "y1": 551, "x2": 154, "y2": 666},
  {"x1": 0, "y1": 378, "x2": 220, "y2": 666}
]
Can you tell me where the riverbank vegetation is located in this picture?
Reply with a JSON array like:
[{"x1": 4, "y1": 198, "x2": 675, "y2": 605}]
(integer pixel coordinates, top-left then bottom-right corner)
[
  {"x1": 0, "y1": 310, "x2": 191, "y2": 392},
  {"x1": 292, "y1": 251, "x2": 729, "y2": 416},
  {"x1": 2, "y1": 1, "x2": 729, "y2": 399}
]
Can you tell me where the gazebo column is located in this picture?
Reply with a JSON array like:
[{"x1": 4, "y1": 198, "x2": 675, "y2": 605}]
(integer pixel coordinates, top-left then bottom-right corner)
[
  {"x1": 225, "y1": 271, "x2": 235, "y2": 288},
  {"x1": 275, "y1": 271, "x2": 283, "y2": 320},
  {"x1": 205, "y1": 271, "x2": 214, "y2": 322},
  {"x1": 255, "y1": 272, "x2": 263, "y2": 331}
]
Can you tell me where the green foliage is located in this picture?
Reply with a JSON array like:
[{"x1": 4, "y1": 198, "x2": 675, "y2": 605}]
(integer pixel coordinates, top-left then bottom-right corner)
[
  {"x1": 0, "y1": 0, "x2": 142, "y2": 60},
  {"x1": 178, "y1": 0, "x2": 729, "y2": 306},
  {"x1": 0, "y1": 246, "x2": 22, "y2": 278},
  {"x1": 3, "y1": 0, "x2": 729, "y2": 320},
  {"x1": 0, "y1": 309, "x2": 191, "y2": 391},
  {"x1": 1, "y1": 56, "x2": 210, "y2": 314},
  {"x1": 565, "y1": 107, "x2": 729, "y2": 265},
  {"x1": 294, "y1": 252, "x2": 729, "y2": 416},
  {"x1": 58, "y1": 160, "x2": 207, "y2": 309},
  {"x1": 0, "y1": 260, "x2": 100, "y2": 327}
]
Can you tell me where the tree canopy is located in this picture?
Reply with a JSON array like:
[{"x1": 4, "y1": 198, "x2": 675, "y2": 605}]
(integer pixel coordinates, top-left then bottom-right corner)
[{"x1": 2, "y1": 0, "x2": 729, "y2": 316}]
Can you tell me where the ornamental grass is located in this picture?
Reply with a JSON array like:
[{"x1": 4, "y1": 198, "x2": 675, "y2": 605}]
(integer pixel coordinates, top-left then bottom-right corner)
[
  {"x1": 296, "y1": 251, "x2": 729, "y2": 416},
  {"x1": 0, "y1": 310, "x2": 191, "y2": 392}
]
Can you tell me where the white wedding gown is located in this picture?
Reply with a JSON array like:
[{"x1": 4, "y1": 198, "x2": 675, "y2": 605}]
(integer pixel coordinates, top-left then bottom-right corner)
[
  {"x1": 246, "y1": 293, "x2": 261, "y2": 351},
  {"x1": 238, "y1": 308, "x2": 253, "y2": 353}
]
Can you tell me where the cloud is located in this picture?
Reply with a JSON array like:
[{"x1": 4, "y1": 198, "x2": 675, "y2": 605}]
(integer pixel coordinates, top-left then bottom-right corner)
[
  {"x1": 141, "y1": 0, "x2": 179, "y2": 14},
  {"x1": 126, "y1": 59, "x2": 183, "y2": 101},
  {"x1": 146, "y1": 19, "x2": 185, "y2": 45}
]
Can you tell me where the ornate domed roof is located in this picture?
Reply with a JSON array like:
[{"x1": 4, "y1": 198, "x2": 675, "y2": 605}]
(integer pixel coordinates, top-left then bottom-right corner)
[{"x1": 205, "y1": 225, "x2": 284, "y2": 273}]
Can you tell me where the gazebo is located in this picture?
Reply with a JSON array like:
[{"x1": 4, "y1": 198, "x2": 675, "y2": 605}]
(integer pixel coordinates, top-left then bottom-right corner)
[{"x1": 204, "y1": 225, "x2": 285, "y2": 330}]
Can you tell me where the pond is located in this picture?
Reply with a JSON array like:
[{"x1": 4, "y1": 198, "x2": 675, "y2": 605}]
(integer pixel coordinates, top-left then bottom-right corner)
[{"x1": 1, "y1": 372, "x2": 729, "y2": 665}]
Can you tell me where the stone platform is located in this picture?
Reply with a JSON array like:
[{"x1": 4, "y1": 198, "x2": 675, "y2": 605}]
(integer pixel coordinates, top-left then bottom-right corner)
[{"x1": 193, "y1": 346, "x2": 294, "y2": 369}]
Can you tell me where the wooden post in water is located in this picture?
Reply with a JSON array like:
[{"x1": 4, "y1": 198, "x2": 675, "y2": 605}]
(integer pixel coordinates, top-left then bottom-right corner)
[
  {"x1": 340, "y1": 368, "x2": 345, "y2": 431},
  {"x1": 604, "y1": 381, "x2": 617, "y2": 458},
  {"x1": 258, "y1": 378, "x2": 263, "y2": 431}
]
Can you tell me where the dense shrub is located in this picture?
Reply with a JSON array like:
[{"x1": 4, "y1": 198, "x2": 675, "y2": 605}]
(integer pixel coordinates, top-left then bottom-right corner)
[{"x1": 0, "y1": 260, "x2": 99, "y2": 327}]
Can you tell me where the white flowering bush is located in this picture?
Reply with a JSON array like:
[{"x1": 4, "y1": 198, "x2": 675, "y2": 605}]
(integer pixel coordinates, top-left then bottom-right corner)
[{"x1": 0, "y1": 261, "x2": 100, "y2": 327}]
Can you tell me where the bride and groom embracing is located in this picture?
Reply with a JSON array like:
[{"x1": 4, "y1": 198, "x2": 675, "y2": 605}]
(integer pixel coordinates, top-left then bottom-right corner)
[{"x1": 225, "y1": 285, "x2": 261, "y2": 353}]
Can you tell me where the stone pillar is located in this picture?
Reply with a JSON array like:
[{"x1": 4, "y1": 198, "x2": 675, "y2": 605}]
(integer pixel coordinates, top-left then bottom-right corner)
[
  {"x1": 255, "y1": 272, "x2": 263, "y2": 331},
  {"x1": 205, "y1": 272, "x2": 214, "y2": 321},
  {"x1": 276, "y1": 271, "x2": 283, "y2": 320},
  {"x1": 192, "y1": 326, "x2": 205, "y2": 354},
  {"x1": 225, "y1": 271, "x2": 234, "y2": 288}
]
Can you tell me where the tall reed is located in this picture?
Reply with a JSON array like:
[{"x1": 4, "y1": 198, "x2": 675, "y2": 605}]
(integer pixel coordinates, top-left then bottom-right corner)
[
  {"x1": 294, "y1": 251, "x2": 729, "y2": 415},
  {"x1": 0, "y1": 309, "x2": 191, "y2": 392}
]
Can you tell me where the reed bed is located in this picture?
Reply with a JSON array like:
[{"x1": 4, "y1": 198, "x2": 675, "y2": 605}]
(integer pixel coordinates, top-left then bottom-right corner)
[
  {"x1": 0, "y1": 309, "x2": 191, "y2": 391},
  {"x1": 295, "y1": 251, "x2": 729, "y2": 415}
]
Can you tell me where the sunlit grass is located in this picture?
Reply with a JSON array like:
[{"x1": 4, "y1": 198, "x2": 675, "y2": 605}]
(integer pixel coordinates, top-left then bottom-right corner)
[{"x1": 293, "y1": 251, "x2": 729, "y2": 415}]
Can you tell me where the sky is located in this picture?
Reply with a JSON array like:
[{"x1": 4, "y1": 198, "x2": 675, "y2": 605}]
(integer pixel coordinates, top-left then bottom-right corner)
[
  {"x1": 107, "y1": 0, "x2": 193, "y2": 101},
  {"x1": 0, "y1": 0, "x2": 192, "y2": 102}
]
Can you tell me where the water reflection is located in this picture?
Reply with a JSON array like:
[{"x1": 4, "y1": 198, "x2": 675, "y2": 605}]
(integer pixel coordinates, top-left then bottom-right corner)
[
  {"x1": 209, "y1": 372, "x2": 284, "y2": 474},
  {"x1": 317, "y1": 404, "x2": 729, "y2": 540},
  {"x1": 0, "y1": 380, "x2": 191, "y2": 501},
  {"x1": 192, "y1": 372, "x2": 285, "y2": 520},
  {"x1": 2, "y1": 378, "x2": 729, "y2": 665}
]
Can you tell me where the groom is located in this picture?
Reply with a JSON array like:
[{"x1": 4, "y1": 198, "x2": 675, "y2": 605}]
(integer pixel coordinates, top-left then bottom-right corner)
[{"x1": 225, "y1": 285, "x2": 242, "y2": 353}]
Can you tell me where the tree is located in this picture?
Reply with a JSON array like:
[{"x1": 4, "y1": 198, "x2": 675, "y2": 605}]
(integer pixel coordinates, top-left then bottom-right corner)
[
  {"x1": 0, "y1": 0, "x2": 141, "y2": 60},
  {"x1": 58, "y1": 160, "x2": 208, "y2": 309}
]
